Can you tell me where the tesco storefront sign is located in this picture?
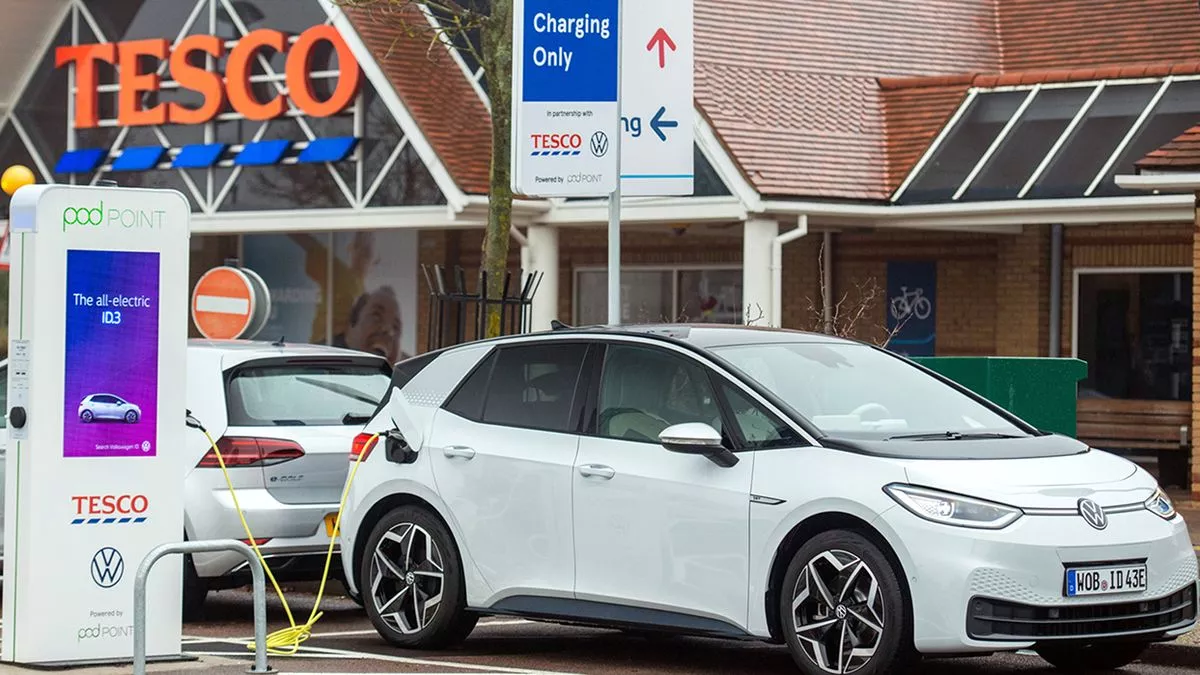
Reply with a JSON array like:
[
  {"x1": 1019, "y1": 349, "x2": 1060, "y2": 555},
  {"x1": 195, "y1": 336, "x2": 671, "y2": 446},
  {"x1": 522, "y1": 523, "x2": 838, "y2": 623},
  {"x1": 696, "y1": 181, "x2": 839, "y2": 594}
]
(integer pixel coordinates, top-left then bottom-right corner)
[{"x1": 55, "y1": 25, "x2": 362, "y2": 129}]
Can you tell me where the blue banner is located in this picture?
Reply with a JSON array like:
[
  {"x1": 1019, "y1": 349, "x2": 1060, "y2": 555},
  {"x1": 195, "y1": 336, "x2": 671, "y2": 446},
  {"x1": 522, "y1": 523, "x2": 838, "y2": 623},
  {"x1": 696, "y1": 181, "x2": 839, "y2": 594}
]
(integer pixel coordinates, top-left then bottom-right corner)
[{"x1": 886, "y1": 261, "x2": 937, "y2": 356}]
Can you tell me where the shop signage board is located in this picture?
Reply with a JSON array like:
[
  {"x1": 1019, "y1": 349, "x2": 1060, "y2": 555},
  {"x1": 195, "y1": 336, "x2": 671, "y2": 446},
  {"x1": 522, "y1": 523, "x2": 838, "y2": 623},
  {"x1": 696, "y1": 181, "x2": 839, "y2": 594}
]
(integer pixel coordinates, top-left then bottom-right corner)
[
  {"x1": 512, "y1": 0, "x2": 622, "y2": 197},
  {"x1": 619, "y1": 0, "x2": 694, "y2": 196},
  {"x1": 3, "y1": 185, "x2": 190, "y2": 666}
]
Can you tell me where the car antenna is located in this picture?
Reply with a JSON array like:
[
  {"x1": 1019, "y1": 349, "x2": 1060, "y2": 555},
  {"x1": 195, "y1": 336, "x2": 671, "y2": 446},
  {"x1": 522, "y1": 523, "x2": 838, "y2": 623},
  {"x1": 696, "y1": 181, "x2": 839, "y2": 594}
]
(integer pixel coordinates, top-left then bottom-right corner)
[
  {"x1": 272, "y1": 335, "x2": 286, "y2": 347},
  {"x1": 550, "y1": 319, "x2": 572, "y2": 331}
]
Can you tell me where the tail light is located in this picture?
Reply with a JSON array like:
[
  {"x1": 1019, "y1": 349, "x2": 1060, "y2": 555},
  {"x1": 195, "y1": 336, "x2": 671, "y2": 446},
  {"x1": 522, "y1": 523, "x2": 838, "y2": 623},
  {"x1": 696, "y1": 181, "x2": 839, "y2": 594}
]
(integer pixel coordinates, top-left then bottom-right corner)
[
  {"x1": 351, "y1": 433, "x2": 379, "y2": 463},
  {"x1": 240, "y1": 538, "x2": 271, "y2": 546},
  {"x1": 197, "y1": 437, "x2": 304, "y2": 469}
]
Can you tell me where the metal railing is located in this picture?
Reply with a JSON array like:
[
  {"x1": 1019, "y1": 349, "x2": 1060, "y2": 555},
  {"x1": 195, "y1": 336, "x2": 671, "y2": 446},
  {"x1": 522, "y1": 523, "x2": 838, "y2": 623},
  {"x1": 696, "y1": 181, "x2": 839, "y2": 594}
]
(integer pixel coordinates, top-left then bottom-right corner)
[{"x1": 133, "y1": 539, "x2": 270, "y2": 675}]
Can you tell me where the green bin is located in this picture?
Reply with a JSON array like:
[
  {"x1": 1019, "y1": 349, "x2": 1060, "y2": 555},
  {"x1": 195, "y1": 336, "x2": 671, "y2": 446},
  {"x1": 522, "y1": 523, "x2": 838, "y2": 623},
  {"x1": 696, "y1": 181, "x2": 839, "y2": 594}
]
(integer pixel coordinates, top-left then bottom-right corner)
[{"x1": 909, "y1": 357, "x2": 1088, "y2": 437}]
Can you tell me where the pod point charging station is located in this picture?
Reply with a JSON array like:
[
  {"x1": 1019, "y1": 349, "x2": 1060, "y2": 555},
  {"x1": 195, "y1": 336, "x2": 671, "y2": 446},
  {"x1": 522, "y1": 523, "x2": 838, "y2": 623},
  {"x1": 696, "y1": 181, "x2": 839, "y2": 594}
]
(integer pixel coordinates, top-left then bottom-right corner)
[{"x1": 2, "y1": 184, "x2": 189, "y2": 666}]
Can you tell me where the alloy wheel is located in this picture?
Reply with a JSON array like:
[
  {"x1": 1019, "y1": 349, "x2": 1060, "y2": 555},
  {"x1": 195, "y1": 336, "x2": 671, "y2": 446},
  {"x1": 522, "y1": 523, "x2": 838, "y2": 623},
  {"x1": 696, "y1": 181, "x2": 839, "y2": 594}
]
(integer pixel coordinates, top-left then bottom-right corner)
[
  {"x1": 368, "y1": 522, "x2": 445, "y2": 635},
  {"x1": 791, "y1": 549, "x2": 885, "y2": 674}
]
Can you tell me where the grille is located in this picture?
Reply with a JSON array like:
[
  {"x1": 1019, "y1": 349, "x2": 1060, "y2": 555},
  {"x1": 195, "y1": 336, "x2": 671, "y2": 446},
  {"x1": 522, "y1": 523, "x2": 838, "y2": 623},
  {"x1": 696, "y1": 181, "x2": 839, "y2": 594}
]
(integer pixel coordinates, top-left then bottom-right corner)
[{"x1": 967, "y1": 584, "x2": 1197, "y2": 641}]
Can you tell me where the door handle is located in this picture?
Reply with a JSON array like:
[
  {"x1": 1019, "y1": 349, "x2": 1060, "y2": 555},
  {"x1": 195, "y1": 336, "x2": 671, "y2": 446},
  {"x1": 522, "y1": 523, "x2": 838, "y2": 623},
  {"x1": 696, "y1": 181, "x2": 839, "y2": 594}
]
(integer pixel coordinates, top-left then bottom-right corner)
[
  {"x1": 578, "y1": 464, "x2": 615, "y2": 480},
  {"x1": 443, "y1": 445, "x2": 476, "y2": 460}
]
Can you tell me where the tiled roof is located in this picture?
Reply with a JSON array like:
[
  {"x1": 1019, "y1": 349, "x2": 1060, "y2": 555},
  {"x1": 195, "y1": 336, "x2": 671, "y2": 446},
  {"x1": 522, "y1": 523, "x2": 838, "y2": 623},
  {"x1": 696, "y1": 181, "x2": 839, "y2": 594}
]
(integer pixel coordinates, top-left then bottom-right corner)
[
  {"x1": 342, "y1": 4, "x2": 492, "y2": 195},
  {"x1": 693, "y1": 0, "x2": 999, "y2": 200},
  {"x1": 1138, "y1": 125, "x2": 1200, "y2": 170},
  {"x1": 999, "y1": 0, "x2": 1200, "y2": 72}
]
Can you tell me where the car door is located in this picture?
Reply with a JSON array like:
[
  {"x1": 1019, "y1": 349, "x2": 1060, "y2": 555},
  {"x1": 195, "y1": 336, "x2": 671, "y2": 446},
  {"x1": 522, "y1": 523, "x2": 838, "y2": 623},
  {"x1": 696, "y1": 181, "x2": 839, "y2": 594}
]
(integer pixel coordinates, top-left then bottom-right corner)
[
  {"x1": 427, "y1": 341, "x2": 591, "y2": 602},
  {"x1": 572, "y1": 341, "x2": 754, "y2": 630}
]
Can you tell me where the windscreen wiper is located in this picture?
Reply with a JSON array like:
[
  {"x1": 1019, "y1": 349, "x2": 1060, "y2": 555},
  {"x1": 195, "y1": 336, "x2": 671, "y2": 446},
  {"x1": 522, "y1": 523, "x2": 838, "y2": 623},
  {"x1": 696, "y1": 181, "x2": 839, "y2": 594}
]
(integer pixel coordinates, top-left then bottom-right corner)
[
  {"x1": 295, "y1": 376, "x2": 381, "y2": 407},
  {"x1": 342, "y1": 413, "x2": 373, "y2": 425},
  {"x1": 885, "y1": 431, "x2": 1024, "y2": 441}
]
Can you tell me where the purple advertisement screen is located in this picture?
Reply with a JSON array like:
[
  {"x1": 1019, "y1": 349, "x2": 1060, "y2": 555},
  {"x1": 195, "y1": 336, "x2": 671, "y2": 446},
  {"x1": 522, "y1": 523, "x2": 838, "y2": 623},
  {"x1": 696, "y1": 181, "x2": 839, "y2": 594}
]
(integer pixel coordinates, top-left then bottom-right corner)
[{"x1": 63, "y1": 250, "x2": 160, "y2": 458}]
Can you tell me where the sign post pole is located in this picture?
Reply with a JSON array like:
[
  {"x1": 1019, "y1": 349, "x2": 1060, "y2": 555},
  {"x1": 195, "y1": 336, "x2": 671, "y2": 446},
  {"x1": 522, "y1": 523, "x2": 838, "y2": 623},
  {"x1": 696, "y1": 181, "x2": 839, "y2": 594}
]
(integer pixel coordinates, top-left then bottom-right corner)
[{"x1": 606, "y1": 0, "x2": 624, "y2": 326}]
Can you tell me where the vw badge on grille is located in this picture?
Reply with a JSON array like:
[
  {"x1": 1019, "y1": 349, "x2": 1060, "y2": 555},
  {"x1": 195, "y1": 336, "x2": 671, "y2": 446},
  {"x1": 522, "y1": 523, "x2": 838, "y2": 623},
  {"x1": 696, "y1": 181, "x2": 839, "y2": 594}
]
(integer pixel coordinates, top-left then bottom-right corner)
[
  {"x1": 1077, "y1": 498, "x2": 1108, "y2": 530},
  {"x1": 590, "y1": 131, "x2": 610, "y2": 158}
]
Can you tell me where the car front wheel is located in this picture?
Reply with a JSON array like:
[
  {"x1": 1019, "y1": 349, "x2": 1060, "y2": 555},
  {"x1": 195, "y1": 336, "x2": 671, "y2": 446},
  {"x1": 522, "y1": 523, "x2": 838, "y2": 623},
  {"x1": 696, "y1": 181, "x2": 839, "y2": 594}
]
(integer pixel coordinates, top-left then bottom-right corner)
[
  {"x1": 125, "y1": 410, "x2": 139, "y2": 423},
  {"x1": 360, "y1": 505, "x2": 477, "y2": 649},
  {"x1": 781, "y1": 530, "x2": 914, "y2": 675},
  {"x1": 80, "y1": 410, "x2": 93, "y2": 423},
  {"x1": 1035, "y1": 641, "x2": 1149, "y2": 672}
]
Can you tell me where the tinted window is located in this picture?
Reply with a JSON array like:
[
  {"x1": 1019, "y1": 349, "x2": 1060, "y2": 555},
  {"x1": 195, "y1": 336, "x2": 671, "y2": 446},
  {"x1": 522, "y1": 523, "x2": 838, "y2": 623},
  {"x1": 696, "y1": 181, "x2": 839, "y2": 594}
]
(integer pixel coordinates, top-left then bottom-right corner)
[
  {"x1": 598, "y1": 345, "x2": 722, "y2": 443},
  {"x1": 480, "y1": 344, "x2": 588, "y2": 433},
  {"x1": 444, "y1": 351, "x2": 497, "y2": 421},
  {"x1": 227, "y1": 361, "x2": 392, "y2": 426},
  {"x1": 718, "y1": 380, "x2": 803, "y2": 450},
  {"x1": 0, "y1": 364, "x2": 7, "y2": 429}
]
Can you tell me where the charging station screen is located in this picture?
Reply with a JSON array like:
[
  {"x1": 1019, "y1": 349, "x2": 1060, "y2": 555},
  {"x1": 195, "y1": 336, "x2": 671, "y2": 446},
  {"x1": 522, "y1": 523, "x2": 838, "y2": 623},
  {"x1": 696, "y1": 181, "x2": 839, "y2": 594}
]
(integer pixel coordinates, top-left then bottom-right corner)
[{"x1": 63, "y1": 249, "x2": 161, "y2": 458}]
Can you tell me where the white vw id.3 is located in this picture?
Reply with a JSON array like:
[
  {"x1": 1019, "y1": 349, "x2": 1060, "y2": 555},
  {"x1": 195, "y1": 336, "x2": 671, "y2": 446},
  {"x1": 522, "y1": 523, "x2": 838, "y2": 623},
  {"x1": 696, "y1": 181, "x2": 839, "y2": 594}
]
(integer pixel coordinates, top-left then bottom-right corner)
[{"x1": 339, "y1": 325, "x2": 1198, "y2": 674}]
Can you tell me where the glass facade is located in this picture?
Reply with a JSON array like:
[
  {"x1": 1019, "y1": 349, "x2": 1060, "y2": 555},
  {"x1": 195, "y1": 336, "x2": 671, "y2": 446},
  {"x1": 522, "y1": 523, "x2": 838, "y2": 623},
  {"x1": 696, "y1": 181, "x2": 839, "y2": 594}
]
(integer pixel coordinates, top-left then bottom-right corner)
[
  {"x1": 575, "y1": 267, "x2": 744, "y2": 326},
  {"x1": 1077, "y1": 272, "x2": 1192, "y2": 402}
]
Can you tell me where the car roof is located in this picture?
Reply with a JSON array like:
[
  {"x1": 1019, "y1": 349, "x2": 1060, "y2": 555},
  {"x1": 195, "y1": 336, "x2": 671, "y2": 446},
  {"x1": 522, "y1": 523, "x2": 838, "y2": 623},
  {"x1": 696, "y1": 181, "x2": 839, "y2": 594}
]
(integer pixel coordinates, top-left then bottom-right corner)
[
  {"x1": 500, "y1": 323, "x2": 857, "y2": 350},
  {"x1": 187, "y1": 338, "x2": 389, "y2": 361}
]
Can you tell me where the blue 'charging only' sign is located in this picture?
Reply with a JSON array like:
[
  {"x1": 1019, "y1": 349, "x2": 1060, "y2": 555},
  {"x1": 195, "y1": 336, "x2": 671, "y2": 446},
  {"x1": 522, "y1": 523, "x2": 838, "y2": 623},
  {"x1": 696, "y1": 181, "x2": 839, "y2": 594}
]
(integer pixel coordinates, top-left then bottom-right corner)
[{"x1": 521, "y1": 1, "x2": 619, "y2": 102}]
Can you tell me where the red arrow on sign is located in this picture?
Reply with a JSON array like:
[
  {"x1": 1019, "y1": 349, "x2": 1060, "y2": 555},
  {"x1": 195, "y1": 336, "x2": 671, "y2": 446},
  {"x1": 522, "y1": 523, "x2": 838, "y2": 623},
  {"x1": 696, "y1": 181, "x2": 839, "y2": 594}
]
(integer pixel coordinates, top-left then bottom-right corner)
[{"x1": 647, "y1": 28, "x2": 677, "y2": 69}]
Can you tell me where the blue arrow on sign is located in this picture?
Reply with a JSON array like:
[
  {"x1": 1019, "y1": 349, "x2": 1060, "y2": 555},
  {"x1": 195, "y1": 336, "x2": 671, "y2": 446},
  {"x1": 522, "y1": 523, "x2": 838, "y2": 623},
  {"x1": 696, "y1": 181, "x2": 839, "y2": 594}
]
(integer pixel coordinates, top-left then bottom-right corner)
[{"x1": 650, "y1": 106, "x2": 679, "y2": 142}]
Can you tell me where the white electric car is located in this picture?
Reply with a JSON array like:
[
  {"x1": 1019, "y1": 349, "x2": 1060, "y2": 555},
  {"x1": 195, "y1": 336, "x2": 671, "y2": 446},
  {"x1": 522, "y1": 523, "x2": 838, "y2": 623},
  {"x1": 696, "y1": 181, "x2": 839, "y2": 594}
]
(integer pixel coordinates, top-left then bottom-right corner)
[
  {"x1": 340, "y1": 325, "x2": 1198, "y2": 674},
  {"x1": 183, "y1": 339, "x2": 392, "y2": 617},
  {"x1": 78, "y1": 392, "x2": 142, "y2": 423}
]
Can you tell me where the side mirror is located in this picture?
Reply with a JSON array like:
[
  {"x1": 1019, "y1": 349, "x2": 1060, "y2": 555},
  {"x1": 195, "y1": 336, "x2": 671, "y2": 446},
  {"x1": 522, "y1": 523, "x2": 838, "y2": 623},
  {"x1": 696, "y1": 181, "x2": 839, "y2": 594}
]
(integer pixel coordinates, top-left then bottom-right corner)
[{"x1": 659, "y1": 422, "x2": 738, "y2": 468}]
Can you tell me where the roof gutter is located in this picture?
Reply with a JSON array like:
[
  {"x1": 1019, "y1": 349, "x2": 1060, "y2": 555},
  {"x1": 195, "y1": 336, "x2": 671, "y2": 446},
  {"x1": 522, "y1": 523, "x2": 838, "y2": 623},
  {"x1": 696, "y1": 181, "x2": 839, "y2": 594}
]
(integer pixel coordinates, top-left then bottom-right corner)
[{"x1": 758, "y1": 193, "x2": 1195, "y2": 228}]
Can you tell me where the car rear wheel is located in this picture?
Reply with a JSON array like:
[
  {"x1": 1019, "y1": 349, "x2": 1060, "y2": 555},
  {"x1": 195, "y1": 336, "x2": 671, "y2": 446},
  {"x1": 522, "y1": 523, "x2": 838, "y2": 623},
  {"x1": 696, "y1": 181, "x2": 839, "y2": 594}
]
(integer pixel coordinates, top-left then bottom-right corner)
[
  {"x1": 360, "y1": 505, "x2": 477, "y2": 649},
  {"x1": 182, "y1": 552, "x2": 208, "y2": 622},
  {"x1": 1035, "y1": 641, "x2": 1149, "y2": 672},
  {"x1": 781, "y1": 530, "x2": 914, "y2": 675}
]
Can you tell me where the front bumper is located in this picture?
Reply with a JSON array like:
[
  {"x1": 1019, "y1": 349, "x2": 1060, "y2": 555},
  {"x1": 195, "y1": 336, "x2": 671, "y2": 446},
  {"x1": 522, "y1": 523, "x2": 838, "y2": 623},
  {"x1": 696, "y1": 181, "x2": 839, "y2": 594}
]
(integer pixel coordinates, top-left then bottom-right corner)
[{"x1": 881, "y1": 504, "x2": 1199, "y2": 654}]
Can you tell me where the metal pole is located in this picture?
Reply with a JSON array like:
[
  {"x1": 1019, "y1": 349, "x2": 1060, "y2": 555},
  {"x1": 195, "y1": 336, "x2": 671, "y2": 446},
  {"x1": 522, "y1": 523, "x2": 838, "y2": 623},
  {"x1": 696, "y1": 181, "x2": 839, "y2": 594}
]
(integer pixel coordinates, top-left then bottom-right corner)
[
  {"x1": 606, "y1": 0, "x2": 624, "y2": 326},
  {"x1": 1048, "y1": 223, "x2": 1064, "y2": 357},
  {"x1": 134, "y1": 540, "x2": 269, "y2": 675}
]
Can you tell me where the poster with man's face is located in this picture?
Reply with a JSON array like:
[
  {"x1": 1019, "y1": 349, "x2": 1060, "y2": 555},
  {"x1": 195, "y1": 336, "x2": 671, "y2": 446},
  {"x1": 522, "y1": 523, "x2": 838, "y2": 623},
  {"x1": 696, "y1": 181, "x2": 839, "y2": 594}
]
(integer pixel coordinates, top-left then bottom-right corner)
[{"x1": 331, "y1": 230, "x2": 418, "y2": 364}]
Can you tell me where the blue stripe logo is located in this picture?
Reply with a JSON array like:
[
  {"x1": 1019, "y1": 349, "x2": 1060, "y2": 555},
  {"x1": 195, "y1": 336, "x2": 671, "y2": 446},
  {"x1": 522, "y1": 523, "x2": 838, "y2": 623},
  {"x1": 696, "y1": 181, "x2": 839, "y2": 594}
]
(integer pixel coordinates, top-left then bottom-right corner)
[
  {"x1": 72, "y1": 517, "x2": 148, "y2": 525},
  {"x1": 53, "y1": 137, "x2": 359, "y2": 174}
]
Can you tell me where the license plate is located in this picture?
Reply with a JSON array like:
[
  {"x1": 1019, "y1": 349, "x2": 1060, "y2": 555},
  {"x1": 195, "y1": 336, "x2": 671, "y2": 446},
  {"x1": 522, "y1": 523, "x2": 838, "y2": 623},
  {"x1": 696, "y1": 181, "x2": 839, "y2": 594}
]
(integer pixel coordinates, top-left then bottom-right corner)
[
  {"x1": 1065, "y1": 564, "x2": 1147, "y2": 597},
  {"x1": 324, "y1": 513, "x2": 340, "y2": 538}
]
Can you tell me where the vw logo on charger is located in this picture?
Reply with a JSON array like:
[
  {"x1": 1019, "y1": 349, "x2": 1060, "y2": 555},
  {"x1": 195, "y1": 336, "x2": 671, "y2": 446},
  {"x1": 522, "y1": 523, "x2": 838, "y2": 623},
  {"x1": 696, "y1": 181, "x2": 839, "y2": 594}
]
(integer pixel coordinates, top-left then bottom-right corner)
[
  {"x1": 590, "y1": 131, "x2": 610, "y2": 158},
  {"x1": 1077, "y1": 498, "x2": 1108, "y2": 531},
  {"x1": 90, "y1": 547, "x2": 125, "y2": 588}
]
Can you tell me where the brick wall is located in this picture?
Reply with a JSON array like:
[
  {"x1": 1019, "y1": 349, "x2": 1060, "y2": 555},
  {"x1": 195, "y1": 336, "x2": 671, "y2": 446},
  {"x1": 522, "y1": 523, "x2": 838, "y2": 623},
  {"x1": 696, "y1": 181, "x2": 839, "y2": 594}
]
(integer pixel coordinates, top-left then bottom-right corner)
[{"x1": 831, "y1": 230, "x2": 1000, "y2": 354}]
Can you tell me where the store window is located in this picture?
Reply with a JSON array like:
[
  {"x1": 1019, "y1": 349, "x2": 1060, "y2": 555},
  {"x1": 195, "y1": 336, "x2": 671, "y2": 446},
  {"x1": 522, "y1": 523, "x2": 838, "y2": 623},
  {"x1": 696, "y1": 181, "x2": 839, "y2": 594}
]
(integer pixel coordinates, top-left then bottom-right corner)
[
  {"x1": 575, "y1": 267, "x2": 743, "y2": 325},
  {"x1": 1076, "y1": 271, "x2": 1192, "y2": 401}
]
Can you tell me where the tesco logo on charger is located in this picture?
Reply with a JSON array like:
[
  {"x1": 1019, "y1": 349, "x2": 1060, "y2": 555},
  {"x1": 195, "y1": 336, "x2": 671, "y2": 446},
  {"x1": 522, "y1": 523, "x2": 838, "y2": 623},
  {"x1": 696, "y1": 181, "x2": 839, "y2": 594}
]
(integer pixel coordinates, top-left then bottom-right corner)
[{"x1": 71, "y1": 494, "x2": 149, "y2": 525}]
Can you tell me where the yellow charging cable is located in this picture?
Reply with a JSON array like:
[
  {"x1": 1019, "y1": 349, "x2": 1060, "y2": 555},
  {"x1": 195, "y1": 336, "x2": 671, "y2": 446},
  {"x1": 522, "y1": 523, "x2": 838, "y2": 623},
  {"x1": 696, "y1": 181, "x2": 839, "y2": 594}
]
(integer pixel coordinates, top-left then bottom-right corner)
[{"x1": 198, "y1": 427, "x2": 380, "y2": 656}]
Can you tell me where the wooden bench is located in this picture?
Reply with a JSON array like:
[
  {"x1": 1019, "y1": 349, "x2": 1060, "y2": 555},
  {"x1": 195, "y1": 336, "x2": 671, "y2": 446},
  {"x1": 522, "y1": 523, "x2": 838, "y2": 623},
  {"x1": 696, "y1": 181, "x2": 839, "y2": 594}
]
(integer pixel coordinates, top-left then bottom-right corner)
[{"x1": 1076, "y1": 399, "x2": 1191, "y2": 488}]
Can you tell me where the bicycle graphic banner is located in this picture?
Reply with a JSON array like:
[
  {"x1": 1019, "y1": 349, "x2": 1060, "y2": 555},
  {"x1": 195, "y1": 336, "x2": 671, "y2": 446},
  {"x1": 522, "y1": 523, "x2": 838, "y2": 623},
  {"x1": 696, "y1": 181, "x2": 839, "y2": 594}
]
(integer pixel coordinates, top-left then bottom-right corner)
[{"x1": 886, "y1": 261, "x2": 936, "y2": 356}]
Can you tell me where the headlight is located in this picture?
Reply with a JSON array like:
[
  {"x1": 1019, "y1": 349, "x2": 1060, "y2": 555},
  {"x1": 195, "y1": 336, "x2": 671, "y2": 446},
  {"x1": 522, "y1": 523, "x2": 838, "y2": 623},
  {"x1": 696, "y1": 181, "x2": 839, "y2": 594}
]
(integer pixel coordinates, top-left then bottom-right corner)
[
  {"x1": 1144, "y1": 488, "x2": 1176, "y2": 520},
  {"x1": 884, "y1": 484, "x2": 1023, "y2": 530}
]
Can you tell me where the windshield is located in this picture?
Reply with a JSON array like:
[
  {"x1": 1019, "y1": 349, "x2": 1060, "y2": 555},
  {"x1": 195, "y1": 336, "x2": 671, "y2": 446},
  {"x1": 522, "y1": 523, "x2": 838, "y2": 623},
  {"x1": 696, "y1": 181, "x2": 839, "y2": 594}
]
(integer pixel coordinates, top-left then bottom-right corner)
[
  {"x1": 227, "y1": 362, "x2": 392, "y2": 426},
  {"x1": 710, "y1": 341, "x2": 1029, "y2": 440}
]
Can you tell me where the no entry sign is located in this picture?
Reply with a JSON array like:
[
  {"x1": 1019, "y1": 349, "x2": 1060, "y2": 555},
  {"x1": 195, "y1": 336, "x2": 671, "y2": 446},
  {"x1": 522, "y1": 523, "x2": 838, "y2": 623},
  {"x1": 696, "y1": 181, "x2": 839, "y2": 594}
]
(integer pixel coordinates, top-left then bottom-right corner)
[{"x1": 190, "y1": 266, "x2": 270, "y2": 340}]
